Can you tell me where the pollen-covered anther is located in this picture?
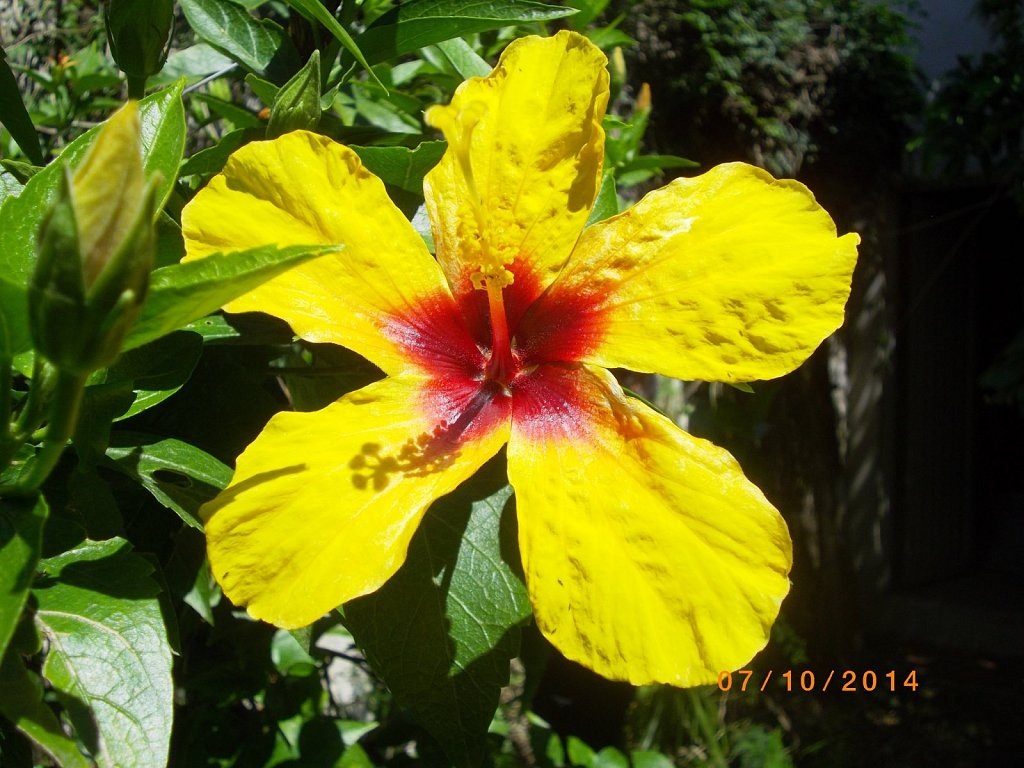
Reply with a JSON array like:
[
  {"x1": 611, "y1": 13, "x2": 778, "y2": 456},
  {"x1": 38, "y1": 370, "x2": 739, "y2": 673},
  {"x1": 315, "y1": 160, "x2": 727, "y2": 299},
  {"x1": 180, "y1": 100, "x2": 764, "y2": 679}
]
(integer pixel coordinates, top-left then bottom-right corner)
[{"x1": 470, "y1": 264, "x2": 514, "y2": 291}]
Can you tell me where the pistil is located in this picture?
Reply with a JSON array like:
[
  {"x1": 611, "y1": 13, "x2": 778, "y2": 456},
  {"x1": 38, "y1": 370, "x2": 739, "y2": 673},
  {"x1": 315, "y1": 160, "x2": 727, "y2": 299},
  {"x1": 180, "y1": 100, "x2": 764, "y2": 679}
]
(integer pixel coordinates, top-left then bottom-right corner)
[{"x1": 484, "y1": 280, "x2": 515, "y2": 389}]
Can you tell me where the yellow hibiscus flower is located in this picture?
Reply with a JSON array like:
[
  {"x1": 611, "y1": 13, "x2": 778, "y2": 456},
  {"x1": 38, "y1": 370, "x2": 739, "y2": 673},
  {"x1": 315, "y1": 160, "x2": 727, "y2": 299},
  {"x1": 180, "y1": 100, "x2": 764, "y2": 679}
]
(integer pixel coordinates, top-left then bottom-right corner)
[{"x1": 181, "y1": 31, "x2": 858, "y2": 686}]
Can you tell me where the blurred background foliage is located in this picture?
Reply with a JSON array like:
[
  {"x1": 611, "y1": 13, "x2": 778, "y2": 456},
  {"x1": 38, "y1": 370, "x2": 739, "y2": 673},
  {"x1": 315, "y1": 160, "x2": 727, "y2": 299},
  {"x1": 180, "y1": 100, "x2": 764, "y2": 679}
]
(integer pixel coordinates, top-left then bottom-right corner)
[{"x1": 1, "y1": 1, "x2": 1021, "y2": 767}]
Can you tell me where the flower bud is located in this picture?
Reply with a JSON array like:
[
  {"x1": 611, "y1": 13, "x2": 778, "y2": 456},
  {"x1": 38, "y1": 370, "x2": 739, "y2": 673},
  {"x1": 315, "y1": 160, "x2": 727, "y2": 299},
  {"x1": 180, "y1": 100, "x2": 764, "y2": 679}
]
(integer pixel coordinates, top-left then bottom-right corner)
[
  {"x1": 29, "y1": 102, "x2": 157, "y2": 374},
  {"x1": 105, "y1": 0, "x2": 174, "y2": 95}
]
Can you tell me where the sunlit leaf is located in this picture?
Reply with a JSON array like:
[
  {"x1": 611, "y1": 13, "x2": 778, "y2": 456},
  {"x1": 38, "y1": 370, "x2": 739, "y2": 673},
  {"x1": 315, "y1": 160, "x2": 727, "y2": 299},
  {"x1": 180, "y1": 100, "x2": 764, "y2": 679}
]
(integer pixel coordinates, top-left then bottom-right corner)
[
  {"x1": 34, "y1": 538, "x2": 174, "y2": 768},
  {"x1": 179, "y1": 127, "x2": 261, "y2": 177},
  {"x1": 122, "y1": 243, "x2": 337, "y2": 351},
  {"x1": 0, "y1": 165, "x2": 24, "y2": 205},
  {"x1": 434, "y1": 37, "x2": 491, "y2": 78},
  {"x1": 355, "y1": 0, "x2": 576, "y2": 64},
  {"x1": 178, "y1": 0, "x2": 299, "y2": 80}
]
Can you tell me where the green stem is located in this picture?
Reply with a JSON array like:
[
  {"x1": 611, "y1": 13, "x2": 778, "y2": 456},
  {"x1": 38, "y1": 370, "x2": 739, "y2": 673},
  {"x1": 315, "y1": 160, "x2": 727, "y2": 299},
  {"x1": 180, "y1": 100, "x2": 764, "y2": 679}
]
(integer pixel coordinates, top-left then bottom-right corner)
[
  {"x1": 0, "y1": 357, "x2": 52, "y2": 472},
  {"x1": 686, "y1": 688, "x2": 727, "y2": 766},
  {"x1": 126, "y1": 73, "x2": 146, "y2": 100},
  {"x1": 0, "y1": 369, "x2": 86, "y2": 497},
  {"x1": 11, "y1": 357, "x2": 56, "y2": 443}
]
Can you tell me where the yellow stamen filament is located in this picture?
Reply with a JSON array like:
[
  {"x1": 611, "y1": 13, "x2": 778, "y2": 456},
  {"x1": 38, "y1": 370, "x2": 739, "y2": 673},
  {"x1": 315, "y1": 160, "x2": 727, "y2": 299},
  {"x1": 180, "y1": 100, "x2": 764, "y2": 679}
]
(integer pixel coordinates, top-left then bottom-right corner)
[
  {"x1": 427, "y1": 100, "x2": 518, "y2": 387},
  {"x1": 426, "y1": 101, "x2": 514, "y2": 292}
]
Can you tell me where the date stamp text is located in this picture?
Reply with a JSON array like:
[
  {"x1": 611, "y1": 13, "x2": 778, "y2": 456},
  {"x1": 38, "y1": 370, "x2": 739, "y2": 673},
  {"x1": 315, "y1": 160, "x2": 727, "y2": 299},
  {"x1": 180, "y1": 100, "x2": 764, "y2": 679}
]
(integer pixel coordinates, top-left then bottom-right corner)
[{"x1": 717, "y1": 669, "x2": 920, "y2": 693}]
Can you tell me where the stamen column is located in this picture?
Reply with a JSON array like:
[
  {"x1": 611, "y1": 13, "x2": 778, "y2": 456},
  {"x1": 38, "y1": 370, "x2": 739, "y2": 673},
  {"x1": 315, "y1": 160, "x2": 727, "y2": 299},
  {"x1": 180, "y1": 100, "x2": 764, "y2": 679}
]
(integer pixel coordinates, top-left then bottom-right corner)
[{"x1": 484, "y1": 281, "x2": 515, "y2": 387}]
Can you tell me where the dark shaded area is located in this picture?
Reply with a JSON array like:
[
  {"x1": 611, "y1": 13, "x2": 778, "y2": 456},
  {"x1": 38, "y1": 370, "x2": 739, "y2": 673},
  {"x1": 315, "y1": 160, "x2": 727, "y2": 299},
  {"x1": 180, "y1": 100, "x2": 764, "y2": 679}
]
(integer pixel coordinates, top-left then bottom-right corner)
[{"x1": 795, "y1": 638, "x2": 1024, "y2": 768}]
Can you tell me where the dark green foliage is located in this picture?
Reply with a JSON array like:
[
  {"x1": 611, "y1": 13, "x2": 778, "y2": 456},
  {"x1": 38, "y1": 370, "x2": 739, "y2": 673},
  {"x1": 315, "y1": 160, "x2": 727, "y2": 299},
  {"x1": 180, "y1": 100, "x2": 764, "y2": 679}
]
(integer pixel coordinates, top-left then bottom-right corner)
[
  {"x1": 916, "y1": 0, "x2": 1024, "y2": 205},
  {"x1": 917, "y1": 2, "x2": 1024, "y2": 416},
  {"x1": 620, "y1": 0, "x2": 921, "y2": 177}
]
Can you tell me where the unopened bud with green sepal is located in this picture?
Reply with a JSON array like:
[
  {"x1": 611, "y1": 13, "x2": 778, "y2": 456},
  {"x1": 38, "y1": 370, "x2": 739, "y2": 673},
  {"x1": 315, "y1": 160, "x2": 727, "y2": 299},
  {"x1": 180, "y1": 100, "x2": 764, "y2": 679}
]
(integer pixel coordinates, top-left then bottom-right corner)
[
  {"x1": 29, "y1": 102, "x2": 158, "y2": 375},
  {"x1": 105, "y1": 0, "x2": 174, "y2": 98},
  {"x1": 267, "y1": 50, "x2": 322, "y2": 138}
]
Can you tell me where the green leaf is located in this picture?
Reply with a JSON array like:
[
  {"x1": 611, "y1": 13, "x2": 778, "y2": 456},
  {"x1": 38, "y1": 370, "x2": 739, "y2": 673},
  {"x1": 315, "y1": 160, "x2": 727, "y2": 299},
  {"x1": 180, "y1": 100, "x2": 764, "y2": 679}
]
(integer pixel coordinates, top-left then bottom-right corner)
[
  {"x1": 616, "y1": 169, "x2": 656, "y2": 187},
  {"x1": 268, "y1": 50, "x2": 322, "y2": 137},
  {"x1": 585, "y1": 170, "x2": 618, "y2": 225},
  {"x1": 584, "y1": 27, "x2": 635, "y2": 50},
  {"x1": 618, "y1": 153, "x2": 699, "y2": 173},
  {"x1": 434, "y1": 37, "x2": 491, "y2": 79},
  {"x1": 355, "y1": 0, "x2": 576, "y2": 64},
  {"x1": 344, "y1": 462, "x2": 530, "y2": 768},
  {"x1": 191, "y1": 91, "x2": 264, "y2": 130},
  {"x1": 352, "y1": 141, "x2": 445, "y2": 194},
  {"x1": 122, "y1": 243, "x2": 338, "y2": 351},
  {"x1": 340, "y1": 743, "x2": 375, "y2": 768},
  {"x1": 244, "y1": 71, "x2": 280, "y2": 105},
  {"x1": 567, "y1": 736, "x2": 596, "y2": 768},
  {"x1": 179, "y1": 0, "x2": 300, "y2": 80},
  {"x1": 105, "y1": 433, "x2": 232, "y2": 530},
  {"x1": 594, "y1": 746, "x2": 629, "y2": 768},
  {"x1": 0, "y1": 84, "x2": 186, "y2": 355},
  {"x1": 90, "y1": 330, "x2": 204, "y2": 421},
  {"x1": 183, "y1": 554, "x2": 220, "y2": 623},
  {"x1": 0, "y1": 165, "x2": 24, "y2": 206},
  {"x1": 351, "y1": 86, "x2": 420, "y2": 134},
  {"x1": 0, "y1": 274, "x2": 28, "y2": 361},
  {"x1": 66, "y1": 468, "x2": 124, "y2": 540},
  {"x1": 148, "y1": 42, "x2": 236, "y2": 87},
  {"x1": 0, "y1": 47, "x2": 44, "y2": 164},
  {"x1": 0, "y1": 496, "x2": 46, "y2": 663},
  {"x1": 283, "y1": 0, "x2": 380, "y2": 85},
  {"x1": 179, "y1": 126, "x2": 261, "y2": 177},
  {"x1": 630, "y1": 751, "x2": 676, "y2": 768},
  {"x1": 270, "y1": 628, "x2": 316, "y2": 677},
  {"x1": 0, "y1": 159, "x2": 41, "y2": 184},
  {"x1": 564, "y1": 0, "x2": 610, "y2": 29},
  {"x1": 155, "y1": 210, "x2": 185, "y2": 268},
  {"x1": 0, "y1": 652, "x2": 93, "y2": 768},
  {"x1": 181, "y1": 313, "x2": 243, "y2": 342},
  {"x1": 164, "y1": 528, "x2": 220, "y2": 624},
  {"x1": 34, "y1": 538, "x2": 174, "y2": 768}
]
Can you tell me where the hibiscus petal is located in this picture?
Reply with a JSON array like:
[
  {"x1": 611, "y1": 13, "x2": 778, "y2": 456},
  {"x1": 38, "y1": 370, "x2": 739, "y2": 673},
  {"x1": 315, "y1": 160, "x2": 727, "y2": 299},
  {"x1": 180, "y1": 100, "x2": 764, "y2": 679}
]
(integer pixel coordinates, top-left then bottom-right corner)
[
  {"x1": 182, "y1": 130, "x2": 463, "y2": 376},
  {"x1": 523, "y1": 163, "x2": 859, "y2": 382},
  {"x1": 424, "y1": 31, "x2": 608, "y2": 320},
  {"x1": 204, "y1": 375, "x2": 511, "y2": 629},
  {"x1": 507, "y1": 364, "x2": 791, "y2": 685}
]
